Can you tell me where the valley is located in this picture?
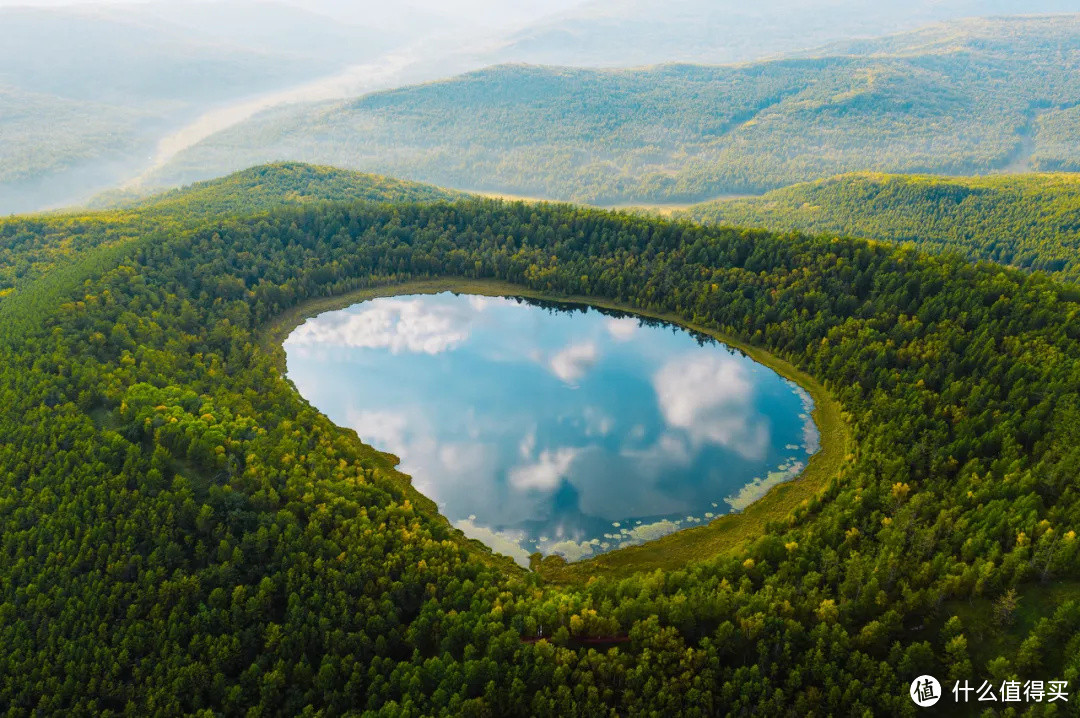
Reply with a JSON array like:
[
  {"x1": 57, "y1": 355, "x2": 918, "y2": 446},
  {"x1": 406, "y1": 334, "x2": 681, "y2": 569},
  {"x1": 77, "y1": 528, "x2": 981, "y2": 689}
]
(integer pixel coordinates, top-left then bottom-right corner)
[{"x1": 137, "y1": 16, "x2": 1080, "y2": 207}]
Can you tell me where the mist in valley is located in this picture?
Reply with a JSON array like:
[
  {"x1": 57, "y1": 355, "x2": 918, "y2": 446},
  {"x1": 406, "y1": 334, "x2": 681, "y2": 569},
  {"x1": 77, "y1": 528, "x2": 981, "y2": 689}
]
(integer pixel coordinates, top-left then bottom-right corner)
[{"x1": 2, "y1": 0, "x2": 1079, "y2": 213}]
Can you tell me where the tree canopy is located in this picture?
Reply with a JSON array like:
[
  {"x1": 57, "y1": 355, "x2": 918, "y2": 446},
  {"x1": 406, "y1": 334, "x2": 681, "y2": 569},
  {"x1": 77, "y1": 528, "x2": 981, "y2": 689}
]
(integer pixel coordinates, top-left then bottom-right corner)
[
  {"x1": 2, "y1": 191, "x2": 1080, "y2": 714},
  {"x1": 683, "y1": 171, "x2": 1080, "y2": 281}
]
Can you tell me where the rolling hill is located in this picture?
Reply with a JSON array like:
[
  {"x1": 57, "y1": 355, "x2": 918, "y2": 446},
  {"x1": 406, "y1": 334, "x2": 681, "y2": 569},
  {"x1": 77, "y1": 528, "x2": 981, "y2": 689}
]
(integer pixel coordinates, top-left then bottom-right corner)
[
  {"x1": 97, "y1": 162, "x2": 466, "y2": 216},
  {"x1": 144, "y1": 15, "x2": 1080, "y2": 205},
  {"x1": 682, "y1": 172, "x2": 1080, "y2": 281},
  {"x1": 0, "y1": 163, "x2": 461, "y2": 302}
]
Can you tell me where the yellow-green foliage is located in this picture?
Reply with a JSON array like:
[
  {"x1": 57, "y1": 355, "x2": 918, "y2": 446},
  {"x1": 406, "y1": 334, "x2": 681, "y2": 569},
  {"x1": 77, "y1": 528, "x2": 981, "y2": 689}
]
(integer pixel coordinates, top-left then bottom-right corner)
[
  {"x1": 684, "y1": 172, "x2": 1080, "y2": 281},
  {"x1": 0, "y1": 162, "x2": 462, "y2": 300}
]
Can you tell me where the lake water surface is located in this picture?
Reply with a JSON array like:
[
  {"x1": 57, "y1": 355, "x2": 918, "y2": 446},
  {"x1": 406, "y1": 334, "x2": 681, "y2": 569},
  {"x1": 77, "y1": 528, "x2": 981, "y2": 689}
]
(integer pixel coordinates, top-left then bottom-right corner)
[{"x1": 285, "y1": 292, "x2": 818, "y2": 566}]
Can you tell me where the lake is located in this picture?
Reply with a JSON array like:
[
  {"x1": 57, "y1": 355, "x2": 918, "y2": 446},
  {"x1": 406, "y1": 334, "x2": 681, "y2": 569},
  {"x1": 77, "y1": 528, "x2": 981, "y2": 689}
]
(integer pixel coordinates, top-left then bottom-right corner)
[{"x1": 284, "y1": 292, "x2": 819, "y2": 566}]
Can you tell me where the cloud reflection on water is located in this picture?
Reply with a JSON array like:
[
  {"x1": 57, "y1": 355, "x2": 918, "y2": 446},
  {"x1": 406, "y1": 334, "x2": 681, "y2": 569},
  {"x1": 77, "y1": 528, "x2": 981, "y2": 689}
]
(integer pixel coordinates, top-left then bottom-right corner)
[
  {"x1": 547, "y1": 341, "x2": 599, "y2": 384},
  {"x1": 653, "y1": 352, "x2": 769, "y2": 459},
  {"x1": 287, "y1": 293, "x2": 818, "y2": 567},
  {"x1": 287, "y1": 295, "x2": 496, "y2": 355}
]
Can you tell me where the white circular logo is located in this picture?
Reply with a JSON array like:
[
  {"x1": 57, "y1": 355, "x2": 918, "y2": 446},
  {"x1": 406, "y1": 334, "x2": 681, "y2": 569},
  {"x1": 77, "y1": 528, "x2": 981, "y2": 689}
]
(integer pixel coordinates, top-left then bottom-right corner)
[{"x1": 910, "y1": 675, "x2": 941, "y2": 707}]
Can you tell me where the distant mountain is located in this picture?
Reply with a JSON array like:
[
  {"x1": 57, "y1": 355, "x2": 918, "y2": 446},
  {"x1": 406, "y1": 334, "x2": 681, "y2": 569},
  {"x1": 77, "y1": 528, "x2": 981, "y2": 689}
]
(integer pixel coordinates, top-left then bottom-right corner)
[
  {"x1": 131, "y1": 1, "x2": 398, "y2": 66},
  {"x1": 0, "y1": 1, "x2": 400, "y2": 214},
  {"x1": 0, "y1": 86, "x2": 142, "y2": 187},
  {"x1": 11, "y1": 2, "x2": 1080, "y2": 214},
  {"x1": 144, "y1": 15, "x2": 1080, "y2": 205},
  {"x1": 482, "y1": 0, "x2": 1080, "y2": 67},
  {"x1": 682, "y1": 172, "x2": 1080, "y2": 280},
  {"x1": 0, "y1": 3, "x2": 384, "y2": 107}
]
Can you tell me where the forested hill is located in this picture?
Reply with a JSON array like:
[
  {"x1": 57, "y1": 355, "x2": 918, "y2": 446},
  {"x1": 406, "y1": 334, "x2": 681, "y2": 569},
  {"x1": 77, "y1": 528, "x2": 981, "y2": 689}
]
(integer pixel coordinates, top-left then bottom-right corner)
[
  {"x1": 146, "y1": 15, "x2": 1080, "y2": 204},
  {"x1": 682, "y1": 172, "x2": 1080, "y2": 281},
  {"x1": 4, "y1": 178, "x2": 1080, "y2": 712},
  {"x1": 0, "y1": 163, "x2": 460, "y2": 301},
  {"x1": 94, "y1": 162, "x2": 466, "y2": 216}
]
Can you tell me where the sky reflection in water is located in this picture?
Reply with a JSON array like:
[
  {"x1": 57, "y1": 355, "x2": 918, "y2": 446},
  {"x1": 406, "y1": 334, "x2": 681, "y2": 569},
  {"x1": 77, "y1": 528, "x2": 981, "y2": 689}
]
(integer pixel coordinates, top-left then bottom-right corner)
[{"x1": 285, "y1": 292, "x2": 818, "y2": 566}]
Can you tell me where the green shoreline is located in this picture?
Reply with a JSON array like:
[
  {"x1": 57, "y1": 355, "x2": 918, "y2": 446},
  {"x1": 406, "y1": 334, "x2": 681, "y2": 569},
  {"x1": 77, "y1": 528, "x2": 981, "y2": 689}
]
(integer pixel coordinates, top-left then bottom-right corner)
[{"x1": 259, "y1": 277, "x2": 851, "y2": 584}]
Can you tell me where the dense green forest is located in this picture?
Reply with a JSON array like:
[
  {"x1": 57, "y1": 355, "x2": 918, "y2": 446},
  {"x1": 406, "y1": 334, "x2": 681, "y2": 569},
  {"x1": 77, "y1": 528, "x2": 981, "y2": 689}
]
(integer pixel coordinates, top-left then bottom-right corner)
[
  {"x1": 683, "y1": 172, "x2": 1080, "y2": 281},
  {"x1": 0, "y1": 163, "x2": 460, "y2": 301},
  {"x1": 149, "y1": 15, "x2": 1080, "y2": 205},
  {"x1": 4, "y1": 162, "x2": 1080, "y2": 714}
]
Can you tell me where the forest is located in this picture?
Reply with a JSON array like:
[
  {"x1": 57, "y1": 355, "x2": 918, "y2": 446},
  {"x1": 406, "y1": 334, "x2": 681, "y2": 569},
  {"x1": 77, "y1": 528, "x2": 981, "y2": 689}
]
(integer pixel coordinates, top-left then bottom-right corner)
[
  {"x1": 683, "y1": 172, "x2": 1080, "y2": 282},
  {"x1": 0, "y1": 163, "x2": 461, "y2": 301},
  {"x1": 146, "y1": 16, "x2": 1080, "y2": 206},
  {"x1": 3, "y1": 164, "x2": 1080, "y2": 714}
]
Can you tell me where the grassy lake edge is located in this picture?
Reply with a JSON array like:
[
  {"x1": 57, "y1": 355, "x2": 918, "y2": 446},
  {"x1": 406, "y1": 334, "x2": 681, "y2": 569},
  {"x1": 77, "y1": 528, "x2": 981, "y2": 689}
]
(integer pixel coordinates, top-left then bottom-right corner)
[{"x1": 259, "y1": 277, "x2": 852, "y2": 584}]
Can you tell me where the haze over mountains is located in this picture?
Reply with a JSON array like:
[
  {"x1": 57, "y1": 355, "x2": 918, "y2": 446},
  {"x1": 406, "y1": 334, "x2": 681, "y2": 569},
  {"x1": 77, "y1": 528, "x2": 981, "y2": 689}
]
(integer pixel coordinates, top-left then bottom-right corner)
[
  {"x1": 0, "y1": 1, "x2": 389, "y2": 212},
  {"x1": 482, "y1": 0, "x2": 1080, "y2": 67},
  {"x1": 140, "y1": 15, "x2": 1080, "y2": 205},
  {"x1": 0, "y1": 0, "x2": 579, "y2": 213},
  {"x1": 3, "y1": 0, "x2": 1078, "y2": 214}
]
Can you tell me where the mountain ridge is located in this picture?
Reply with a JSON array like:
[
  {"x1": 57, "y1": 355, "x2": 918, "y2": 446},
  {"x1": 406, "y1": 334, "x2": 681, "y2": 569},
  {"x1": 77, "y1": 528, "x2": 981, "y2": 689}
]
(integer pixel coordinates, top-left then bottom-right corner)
[{"x1": 143, "y1": 15, "x2": 1080, "y2": 204}]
